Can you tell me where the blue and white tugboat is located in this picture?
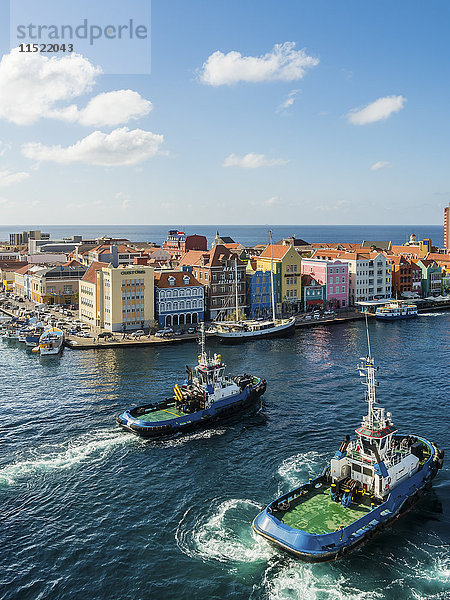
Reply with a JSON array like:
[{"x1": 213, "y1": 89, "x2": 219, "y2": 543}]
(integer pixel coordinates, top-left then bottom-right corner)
[
  {"x1": 116, "y1": 323, "x2": 266, "y2": 438},
  {"x1": 375, "y1": 300, "x2": 418, "y2": 321},
  {"x1": 253, "y1": 328, "x2": 444, "y2": 561}
]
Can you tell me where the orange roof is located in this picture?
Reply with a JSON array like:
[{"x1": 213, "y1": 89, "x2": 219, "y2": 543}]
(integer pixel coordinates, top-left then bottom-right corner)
[
  {"x1": 14, "y1": 264, "x2": 33, "y2": 275},
  {"x1": 155, "y1": 271, "x2": 201, "y2": 288},
  {"x1": 81, "y1": 261, "x2": 109, "y2": 284},
  {"x1": 63, "y1": 259, "x2": 82, "y2": 267},
  {"x1": 258, "y1": 245, "x2": 291, "y2": 260},
  {"x1": 178, "y1": 245, "x2": 243, "y2": 268}
]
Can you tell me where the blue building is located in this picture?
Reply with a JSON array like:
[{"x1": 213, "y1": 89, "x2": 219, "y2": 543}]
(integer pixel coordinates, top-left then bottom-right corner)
[
  {"x1": 155, "y1": 271, "x2": 204, "y2": 328},
  {"x1": 246, "y1": 269, "x2": 275, "y2": 319},
  {"x1": 301, "y1": 274, "x2": 326, "y2": 310}
]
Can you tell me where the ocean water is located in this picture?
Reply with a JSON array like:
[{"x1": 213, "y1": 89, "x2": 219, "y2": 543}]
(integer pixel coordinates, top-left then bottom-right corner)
[
  {"x1": 0, "y1": 224, "x2": 445, "y2": 248},
  {"x1": 0, "y1": 315, "x2": 449, "y2": 599}
]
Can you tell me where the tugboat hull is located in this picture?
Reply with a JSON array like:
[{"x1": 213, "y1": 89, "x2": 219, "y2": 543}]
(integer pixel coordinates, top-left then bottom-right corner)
[
  {"x1": 217, "y1": 317, "x2": 296, "y2": 343},
  {"x1": 117, "y1": 377, "x2": 266, "y2": 438},
  {"x1": 253, "y1": 436, "x2": 443, "y2": 562}
]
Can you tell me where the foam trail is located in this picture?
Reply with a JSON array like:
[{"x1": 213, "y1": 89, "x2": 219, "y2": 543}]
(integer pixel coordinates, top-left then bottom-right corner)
[
  {"x1": 257, "y1": 561, "x2": 384, "y2": 600},
  {"x1": 277, "y1": 451, "x2": 323, "y2": 491},
  {"x1": 176, "y1": 498, "x2": 275, "y2": 565},
  {"x1": 0, "y1": 430, "x2": 136, "y2": 486}
]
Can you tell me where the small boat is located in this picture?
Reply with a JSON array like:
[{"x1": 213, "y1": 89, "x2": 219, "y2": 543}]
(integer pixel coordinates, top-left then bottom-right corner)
[
  {"x1": 25, "y1": 325, "x2": 44, "y2": 347},
  {"x1": 117, "y1": 323, "x2": 266, "y2": 437},
  {"x1": 375, "y1": 300, "x2": 418, "y2": 321},
  {"x1": 252, "y1": 322, "x2": 444, "y2": 562},
  {"x1": 2, "y1": 327, "x2": 20, "y2": 340},
  {"x1": 35, "y1": 327, "x2": 64, "y2": 356}
]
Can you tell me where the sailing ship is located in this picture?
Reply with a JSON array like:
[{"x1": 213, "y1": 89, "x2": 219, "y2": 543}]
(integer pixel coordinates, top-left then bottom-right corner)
[
  {"x1": 375, "y1": 300, "x2": 418, "y2": 321},
  {"x1": 215, "y1": 231, "x2": 296, "y2": 342},
  {"x1": 252, "y1": 320, "x2": 444, "y2": 561},
  {"x1": 117, "y1": 323, "x2": 266, "y2": 437}
]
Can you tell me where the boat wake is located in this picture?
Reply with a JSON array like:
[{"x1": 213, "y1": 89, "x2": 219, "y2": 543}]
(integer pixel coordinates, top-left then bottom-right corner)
[
  {"x1": 0, "y1": 429, "x2": 138, "y2": 486},
  {"x1": 252, "y1": 561, "x2": 384, "y2": 600},
  {"x1": 176, "y1": 498, "x2": 275, "y2": 565},
  {"x1": 157, "y1": 428, "x2": 226, "y2": 448},
  {"x1": 418, "y1": 312, "x2": 450, "y2": 317},
  {"x1": 277, "y1": 450, "x2": 324, "y2": 492}
]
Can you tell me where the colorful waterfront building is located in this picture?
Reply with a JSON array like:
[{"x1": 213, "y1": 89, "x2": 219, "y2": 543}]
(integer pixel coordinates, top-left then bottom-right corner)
[
  {"x1": 29, "y1": 261, "x2": 86, "y2": 305},
  {"x1": 414, "y1": 259, "x2": 442, "y2": 297},
  {"x1": 246, "y1": 268, "x2": 275, "y2": 318},
  {"x1": 162, "y1": 230, "x2": 207, "y2": 260},
  {"x1": 178, "y1": 245, "x2": 246, "y2": 320},
  {"x1": 256, "y1": 245, "x2": 302, "y2": 313},
  {"x1": 301, "y1": 274, "x2": 326, "y2": 310},
  {"x1": 79, "y1": 263, "x2": 155, "y2": 332},
  {"x1": 301, "y1": 258, "x2": 348, "y2": 308},
  {"x1": 155, "y1": 271, "x2": 204, "y2": 328}
]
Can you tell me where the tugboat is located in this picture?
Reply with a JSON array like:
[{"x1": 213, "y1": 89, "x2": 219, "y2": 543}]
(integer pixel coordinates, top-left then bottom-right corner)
[
  {"x1": 117, "y1": 323, "x2": 266, "y2": 438},
  {"x1": 253, "y1": 324, "x2": 444, "y2": 562},
  {"x1": 375, "y1": 300, "x2": 418, "y2": 321}
]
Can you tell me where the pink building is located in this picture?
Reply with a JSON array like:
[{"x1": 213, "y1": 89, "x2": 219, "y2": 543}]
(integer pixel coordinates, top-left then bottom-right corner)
[{"x1": 301, "y1": 259, "x2": 349, "y2": 308}]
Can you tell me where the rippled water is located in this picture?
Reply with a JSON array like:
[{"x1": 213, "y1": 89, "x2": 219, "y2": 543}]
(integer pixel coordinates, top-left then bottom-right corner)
[{"x1": 1, "y1": 315, "x2": 449, "y2": 600}]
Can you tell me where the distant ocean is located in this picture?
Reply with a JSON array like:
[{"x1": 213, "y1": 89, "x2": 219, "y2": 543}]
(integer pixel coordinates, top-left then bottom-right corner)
[{"x1": 0, "y1": 224, "x2": 444, "y2": 248}]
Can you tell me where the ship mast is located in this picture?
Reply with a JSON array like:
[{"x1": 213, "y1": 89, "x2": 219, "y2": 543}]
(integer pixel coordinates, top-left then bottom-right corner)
[
  {"x1": 235, "y1": 258, "x2": 239, "y2": 322},
  {"x1": 269, "y1": 230, "x2": 276, "y2": 323},
  {"x1": 198, "y1": 321, "x2": 207, "y2": 364},
  {"x1": 359, "y1": 315, "x2": 386, "y2": 430}
]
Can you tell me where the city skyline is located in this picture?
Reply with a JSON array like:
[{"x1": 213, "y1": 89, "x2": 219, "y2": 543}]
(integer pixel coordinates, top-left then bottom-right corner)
[{"x1": 0, "y1": 0, "x2": 449, "y2": 226}]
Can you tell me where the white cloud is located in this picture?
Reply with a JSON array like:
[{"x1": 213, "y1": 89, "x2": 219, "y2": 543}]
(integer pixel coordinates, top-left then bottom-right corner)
[
  {"x1": 50, "y1": 90, "x2": 152, "y2": 127},
  {"x1": 265, "y1": 196, "x2": 279, "y2": 205},
  {"x1": 223, "y1": 153, "x2": 288, "y2": 169},
  {"x1": 22, "y1": 127, "x2": 164, "y2": 167},
  {"x1": 370, "y1": 161, "x2": 392, "y2": 171},
  {"x1": 199, "y1": 42, "x2": 319, "y2": 86},
  {"x1": 347, "y1": 95, "x2": 406, "y2": 125},
  {"x1": 277, "y1": 89, "x2": 300, "y2": 113},
  {"x1": 0, "y1": 141, "x2": 10, "y2": 156},
  {"x1": 0, "y1": 170, "x2": 30, "y2": 186},
  {"x1": 0, "y1": 49, "x2": 100, "y2": 125},
  {"x1": 115, "y1": 192, "x2": 132, "y2": 209}
]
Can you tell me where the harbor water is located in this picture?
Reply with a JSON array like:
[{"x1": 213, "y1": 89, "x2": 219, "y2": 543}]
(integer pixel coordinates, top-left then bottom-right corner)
[{"x1": 1, "y1": 315, "x2": 449, "y2": 599}]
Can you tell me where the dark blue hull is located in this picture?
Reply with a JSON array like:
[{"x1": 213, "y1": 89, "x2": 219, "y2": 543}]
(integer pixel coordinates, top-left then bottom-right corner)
[
  {"x1": 117, "y1": 377, "x2": 266, "y2": 438},
  {"x1": 253, "y1": 437, "x2": 444, "y2": 562}
]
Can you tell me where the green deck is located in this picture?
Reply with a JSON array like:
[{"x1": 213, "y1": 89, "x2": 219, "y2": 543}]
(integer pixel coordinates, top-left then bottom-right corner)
[
  {"x1": 281, "y1": 487, "x2": 370, "y2": 534},
  {"x1": 137, "y1": 406, "x2": 185, "y2": 422}
]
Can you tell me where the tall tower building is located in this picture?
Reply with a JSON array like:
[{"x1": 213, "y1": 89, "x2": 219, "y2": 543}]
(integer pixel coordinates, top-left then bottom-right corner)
[{"x1": 445, "y1": 204, "x2": 450, "y2": 250}]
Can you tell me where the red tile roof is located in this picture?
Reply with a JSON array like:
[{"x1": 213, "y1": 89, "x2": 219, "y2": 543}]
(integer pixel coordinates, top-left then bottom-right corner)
[
  {"x1": 155, "y1": 271, "x2": 201, "y2": 288},
  {"x1": 178, "y1": 245, "x2": 244, "y2": 268},
  {"x1": 81, "y1": 261, "x2": 109, "y2": 284},
  {"x1": 258, "y1": 245, "x2": 291, "y2": 260}
]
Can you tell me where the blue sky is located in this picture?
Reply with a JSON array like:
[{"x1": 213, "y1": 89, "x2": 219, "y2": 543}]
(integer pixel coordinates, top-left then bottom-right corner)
[{"x1": 0, "y1": 0, "x2": 449, "y2": 226}]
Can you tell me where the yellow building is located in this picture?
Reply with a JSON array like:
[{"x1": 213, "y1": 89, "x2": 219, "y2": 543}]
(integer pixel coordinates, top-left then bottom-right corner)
[
  {"x1": 79, "y1": 262, "x2": 155, "y2": 332},
  {"x1": 256, "y1": 245, "x2": 302, "y2": 312}
]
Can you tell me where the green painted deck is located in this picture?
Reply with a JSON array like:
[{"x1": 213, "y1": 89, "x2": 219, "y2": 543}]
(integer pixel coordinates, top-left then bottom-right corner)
[
  {"x1": 281, "y1": 488, "x2": 370, "y2": 534},
  {"x1": 137, "y1": 406, "x2": 185, "y2": 422}
]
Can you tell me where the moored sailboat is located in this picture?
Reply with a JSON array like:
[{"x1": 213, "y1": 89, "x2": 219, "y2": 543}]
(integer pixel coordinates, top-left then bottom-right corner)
[{"x1": 215, "y1": 231, "x2": 296, "y2": 342}]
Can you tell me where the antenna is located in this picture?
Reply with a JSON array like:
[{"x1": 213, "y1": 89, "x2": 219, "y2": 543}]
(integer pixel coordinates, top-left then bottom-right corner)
[
  {"x1": 269, "y1": 230, "x2": 276, "y2": 322},
  {"x1": 198, "y1": 321, "x2": 206, "y2": 361},
  {"x1": 364, "y1": 312, "x2": 372, "y2": 359}
]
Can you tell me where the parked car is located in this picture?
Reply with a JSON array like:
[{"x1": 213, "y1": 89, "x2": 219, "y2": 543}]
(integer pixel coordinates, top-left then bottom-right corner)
[
  {"x1": 68, "y1": 328, "x2": 78, "y2": 335},
  {"x1": 130, "y1": 330, "x2": 145, "y2": 338},
  {"x1": 187, "y1": 327, "x2": 196, "y2": 334},
  {"x1": 174, "y1": 329, "x2": 184, "y2": 336},
  {"x1": 98, "y1": 331, "x2": 113, "y2": 339}
]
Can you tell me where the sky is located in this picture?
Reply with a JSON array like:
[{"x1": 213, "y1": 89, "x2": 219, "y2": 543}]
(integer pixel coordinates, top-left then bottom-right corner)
[{"x1": 0, "y1": 0, "x2": 449, "y2": 226}]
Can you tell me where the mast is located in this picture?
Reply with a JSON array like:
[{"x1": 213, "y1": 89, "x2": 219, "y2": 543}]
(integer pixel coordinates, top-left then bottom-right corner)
[
  {"x1": 358, "y1": 315, "x2": 385, "y2": 430},
  {"x1": 235, "y1": 258, "x2": 239, "y2": 322},
  {"x1": 269, "y1": 230, "x2": 276, "y2": 322},
  {"x1": 198, "y1": 321, "x2": 207, "y2": 364}
]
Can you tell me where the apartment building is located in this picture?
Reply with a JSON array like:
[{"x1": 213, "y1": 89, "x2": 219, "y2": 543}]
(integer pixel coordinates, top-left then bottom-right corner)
[{"x1": 79, "y1": 263, "x2": 155, "y2": 332}]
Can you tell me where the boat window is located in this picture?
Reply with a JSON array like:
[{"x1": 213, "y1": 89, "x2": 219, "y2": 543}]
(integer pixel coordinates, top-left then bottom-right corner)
[
  {"x1": 380, "y1": 437, "x2": 387, "y2": 450},
  {"x1": 363, "y1": 467, "x2": 372, "y2": 476},
  {"x1": 352, "y1": 463, "x2": 361, "y2": 473}
]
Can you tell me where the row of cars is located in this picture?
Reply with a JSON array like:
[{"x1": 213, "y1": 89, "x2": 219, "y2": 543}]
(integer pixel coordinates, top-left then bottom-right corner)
[{"x1": 154, "y1": 326, "x2": 197, "y2": 338}]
